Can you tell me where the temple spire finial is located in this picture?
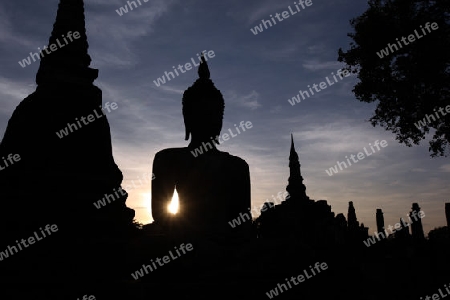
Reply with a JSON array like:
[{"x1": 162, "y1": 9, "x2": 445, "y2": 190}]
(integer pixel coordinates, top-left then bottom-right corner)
[
  {"x1": 36, "y1": 0, "x2": 98, "y2": 85},
  {"x1": 289, "y1": 133, "x2": 298, "y2": 161},
  {"x1": 286, "y1": 134, "x2": 308, "y2": 201}
]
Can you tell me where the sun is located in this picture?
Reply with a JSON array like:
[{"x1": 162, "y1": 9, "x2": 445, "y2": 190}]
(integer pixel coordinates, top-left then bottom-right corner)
[{"x1": 168, "y1": 188, "x2": 179, "y2": 214}]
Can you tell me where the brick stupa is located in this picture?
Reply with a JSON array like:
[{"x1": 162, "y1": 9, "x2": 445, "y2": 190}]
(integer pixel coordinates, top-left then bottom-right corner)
[{"x1": 0, "y1": 0, "x2": 135, "y2": 293}]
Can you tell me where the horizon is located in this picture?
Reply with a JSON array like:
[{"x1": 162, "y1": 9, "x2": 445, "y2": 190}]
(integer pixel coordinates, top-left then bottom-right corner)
[{"x1": 0, "y1": 0, "x2": 449, "y2": 237}]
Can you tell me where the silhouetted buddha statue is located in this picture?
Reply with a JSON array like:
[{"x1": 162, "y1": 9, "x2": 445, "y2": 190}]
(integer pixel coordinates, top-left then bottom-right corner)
[{"x1": 151, "y1": 55, "x2": 252, "y2": 245}]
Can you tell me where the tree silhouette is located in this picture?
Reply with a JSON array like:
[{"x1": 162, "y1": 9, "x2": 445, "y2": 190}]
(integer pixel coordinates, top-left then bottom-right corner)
[
  {"x1": 338, "y1": 0, "x2": 450, "y2": 156},
  {"x1": 428, "y1": 226, "x2": 450, "y2": 241}
]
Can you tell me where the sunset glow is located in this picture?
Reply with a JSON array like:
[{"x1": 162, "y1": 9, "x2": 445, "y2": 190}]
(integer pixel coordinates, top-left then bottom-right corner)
[{"x1": 168, "y1": 189, "x2": 179, "y2": 214}]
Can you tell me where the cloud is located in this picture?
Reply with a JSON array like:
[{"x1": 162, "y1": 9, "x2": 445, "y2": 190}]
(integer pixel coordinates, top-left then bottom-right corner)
[
  {"x1": 246, "y1": 2, "x2": 291, "y2": 25},
  {"x1": 258, "y1": 45, "x2": 300, "y2": 62},
  {"x1": 226, "y1": 90, "x2": 261, "y2": 110},
  {"x1": 87, "y1": 0, "x2": 178, "y2": 68},
  {"x1": 241, "y1": 90, "x2": 261, "y2": 110},
  {"x1": 440, "y1": 164, "x2": 450, "y2": 173},
  {"x1": 0, "y1": 7, "x2": 38, "y2": 48},
  {"x1": 302, "y1": 60, "x2": 345, "y2": 71},
  {"x1": 158, "y1": 85, "x2": 185, "y2": 95},
  {"x1": 0, "y1": 77, "x2": 34, "y2": 113}
]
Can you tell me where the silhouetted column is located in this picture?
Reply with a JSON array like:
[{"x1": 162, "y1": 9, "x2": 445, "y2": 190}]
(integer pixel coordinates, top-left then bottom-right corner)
[
  {"x1": 409, "y1": 203, "x2": 425, "y2": 240},
  {"x1": 347, "y1": 201, "x2": 359, "y2": 230},
  {"x1": 395, "y1": 218, "x2": 410, "y2": 239},
  {"x1": 376, "y1": 208, "x2": 384, "y2": 234}
]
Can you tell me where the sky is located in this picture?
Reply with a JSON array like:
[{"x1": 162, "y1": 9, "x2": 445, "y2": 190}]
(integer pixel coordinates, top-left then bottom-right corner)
[{"x1": 0, "y1": 0, "x2": 449, "y2": 236}]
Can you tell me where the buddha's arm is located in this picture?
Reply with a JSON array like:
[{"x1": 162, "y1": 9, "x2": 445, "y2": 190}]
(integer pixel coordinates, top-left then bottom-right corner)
[
  {"x1": 151, "y1": 152, "x2": 175, "y2": 225},
  {"x1": 230, "y1": 160, "x2": 253, "y2": 241},
  {"x1": 240, "y1": 163, "x2": 251, "y2": 219}
]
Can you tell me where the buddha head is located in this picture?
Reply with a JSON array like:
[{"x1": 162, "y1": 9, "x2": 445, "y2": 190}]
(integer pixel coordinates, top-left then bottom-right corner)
[{"x1": 182, "y1": 54, "x2": 224, "y2": 145}]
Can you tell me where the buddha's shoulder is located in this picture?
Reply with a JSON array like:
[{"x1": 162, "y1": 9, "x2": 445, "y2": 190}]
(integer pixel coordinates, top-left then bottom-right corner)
[
  {"x1": 154, "y1": 147, "x2": 188, "y2": 159},
  {"x1": 217, "y1": 151, "x2": 249, "y2": 168},
  {"x1": 154, "y1": 148, "x2": 248, "y2": 167},
  {"x1": 155, "y1": 147, "x2": 187, "y2": 155}
]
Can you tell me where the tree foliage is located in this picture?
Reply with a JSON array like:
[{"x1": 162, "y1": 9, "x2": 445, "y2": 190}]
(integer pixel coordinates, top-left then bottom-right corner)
[{"x1": 338, "y1": 0, "x2": 450, "y2": 156}]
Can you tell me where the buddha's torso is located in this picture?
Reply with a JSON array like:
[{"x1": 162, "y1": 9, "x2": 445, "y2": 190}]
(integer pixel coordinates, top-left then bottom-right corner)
[{"x1": 152, "y1": 147, "x2": 250, "y2": 238}]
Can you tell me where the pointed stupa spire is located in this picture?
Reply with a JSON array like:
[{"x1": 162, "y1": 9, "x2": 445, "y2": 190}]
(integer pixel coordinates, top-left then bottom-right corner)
[
  {"x1": 289, "y1": 133, "x2": 299, "y2": 162},
  {"x1": 36, "y1": 0, "x2": 98, "y2": 85},
  {"x1": 286, "y1": 134, "x2": 308, "y2": 201}
]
